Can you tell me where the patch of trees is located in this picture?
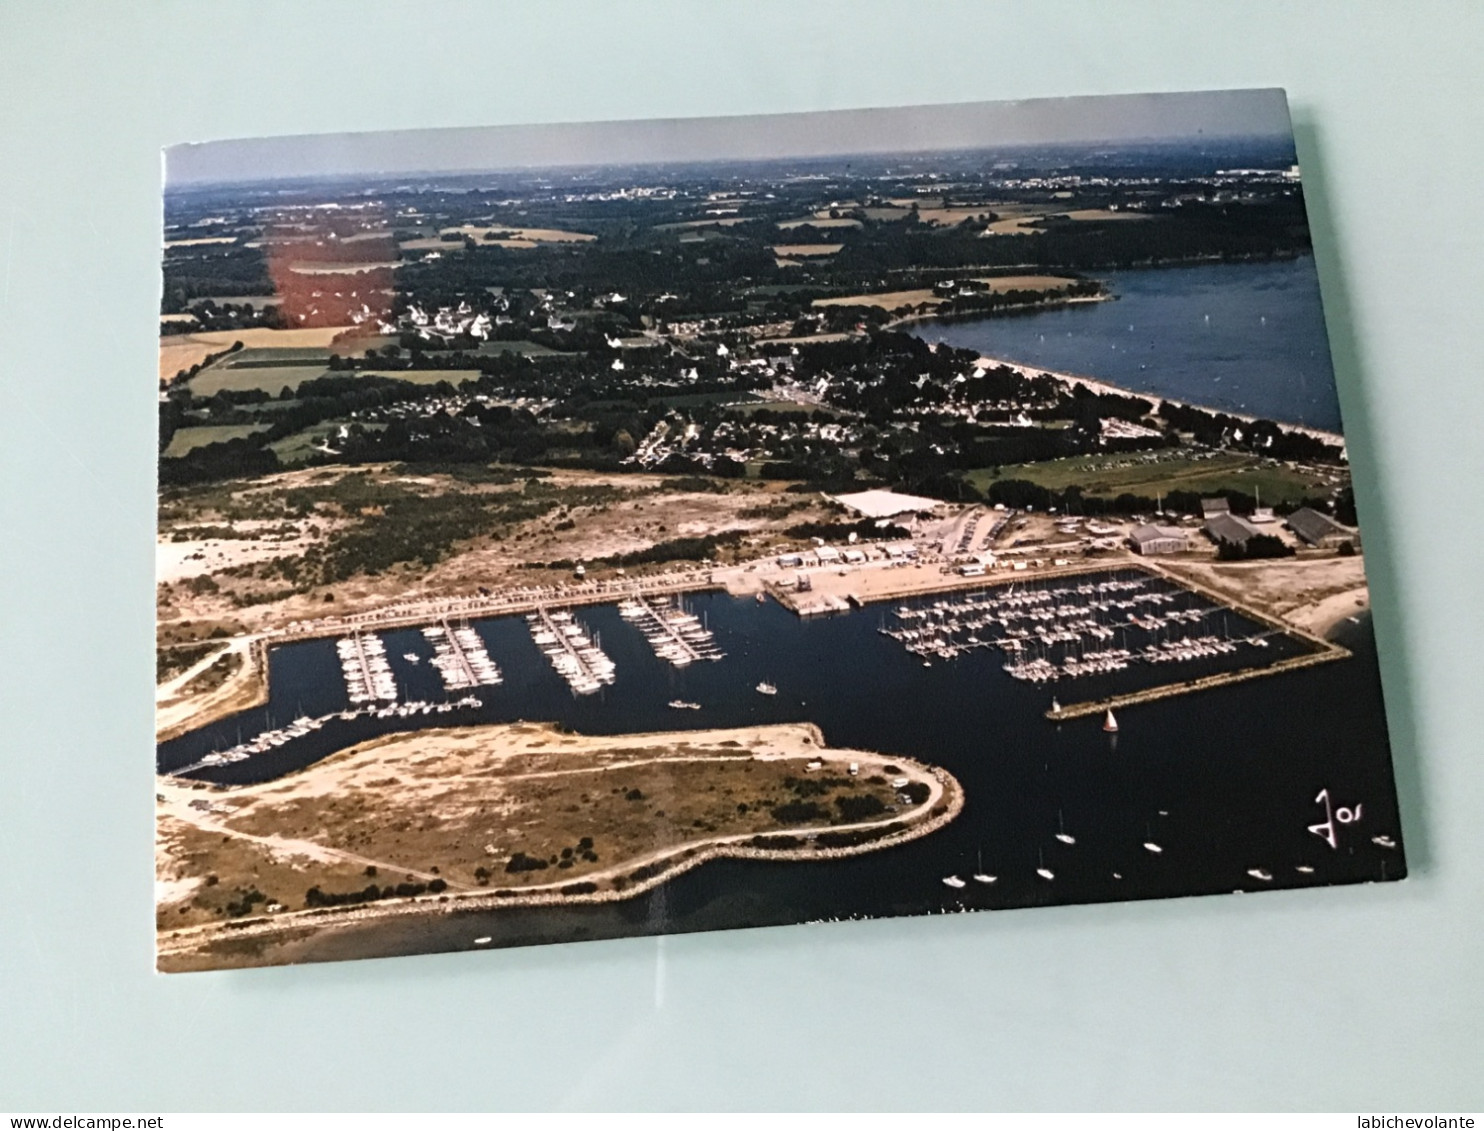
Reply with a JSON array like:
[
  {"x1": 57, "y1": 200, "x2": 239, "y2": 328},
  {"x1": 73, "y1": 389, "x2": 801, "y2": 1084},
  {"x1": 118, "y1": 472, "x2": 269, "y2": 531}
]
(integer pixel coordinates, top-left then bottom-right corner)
[
  {"x1": 814, "y1": 822, "x2": 905, "y2": 849},
  {"x1": 1216, "y1": 533, "x2": 1295, "y2": 561},
  {"x1": 975, "y1": 478, "x2": 1272, "y2": 520},
  {"x1": 304, "y1": 878, "x2": 446, "y2": 907},
  {"x1": 222, "y1": 887, "x2": 268, "y2": 918},
  {"x1": 162, "y1": 299, "x2": 285, "y2": 335},
  {"x1": 159, "y1": 436, "x2": 281, "y2": 486},
  {"x1": 591, "y1": 528, "x2": 748, "y2": 568},
  {"x1": 782, "y1": 518, "x2": 910, "y2": 542},
  {"x1": 771, "y1": 800, "x2": 830, "y2": 824},
  {"x1": 834, "y1": 794, "x2": 888, "y2": 822},
  {"x1": 160, "y1": 245, "x2": 272, "y2": 313},
  {"x1": 899, "y1": 781, "x2": 932, "y2": 806},
  {"x1": 504, "y1": 852, "x2": 549, "y2": 874},
  {"x1": 930, "y1": 279, "x2": 1104, "y2": 319},
  {"x1": 264, "y1": 489, "x2": 557, "y2": 589},
  {"x1": 782, "y1": 774, "x2": 851, "y2": 798},
  {"x1": 1157, "y1": 401, "x2": 1342, "y2": 463}
]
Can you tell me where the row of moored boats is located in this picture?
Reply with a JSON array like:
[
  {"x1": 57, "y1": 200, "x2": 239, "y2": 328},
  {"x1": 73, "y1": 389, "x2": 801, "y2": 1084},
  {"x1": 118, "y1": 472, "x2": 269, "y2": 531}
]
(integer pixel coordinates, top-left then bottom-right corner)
[
  {"x1": 527, "y1": 608, "x2": 616, "y2": 695},
  {"x1": 883, "y1": 575, "x2": 1276, "y2": 684},
  {"x1": 421, "y1": 623, "x2": 503, "y2": 689},
  {"x1": 619, "y1": 596, "x2": 725, "y2": 668}
]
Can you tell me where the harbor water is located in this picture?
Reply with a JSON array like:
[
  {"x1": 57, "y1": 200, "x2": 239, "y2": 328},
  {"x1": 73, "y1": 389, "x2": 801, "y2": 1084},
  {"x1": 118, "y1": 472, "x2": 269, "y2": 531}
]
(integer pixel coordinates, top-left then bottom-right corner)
[
  {"x1": 158, "y1": 585, "x2": 1404, "y2": 963},
  {"x1": 911, "y1": 256, "x2": 1343, "y2": 432}
]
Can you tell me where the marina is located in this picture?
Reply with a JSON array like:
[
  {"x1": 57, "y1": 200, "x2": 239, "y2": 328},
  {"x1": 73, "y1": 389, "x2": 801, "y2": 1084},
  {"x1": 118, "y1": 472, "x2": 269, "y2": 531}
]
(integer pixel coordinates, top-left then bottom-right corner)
[
  {"x1": 156, "y1": 589, "x2": 1402, "y2": 946},
  {"x1": 172, "y1": 695, "x2": 485, "y2": 775},
  {"x1": 618, "y1": 594, "x2": 725, "y2": 667},
  {"x1": 422, "y1": 619, "x2": 503, "y2": 691},
  {"x1": 879, "y1": 571, "x2": 1298, "y2": 687},
  {"x1": 526, "y1": 606, "x2": 616, "y2": 695},
  {"x1": 335, "y1": 631, "x2": 397, "y2": 704}
]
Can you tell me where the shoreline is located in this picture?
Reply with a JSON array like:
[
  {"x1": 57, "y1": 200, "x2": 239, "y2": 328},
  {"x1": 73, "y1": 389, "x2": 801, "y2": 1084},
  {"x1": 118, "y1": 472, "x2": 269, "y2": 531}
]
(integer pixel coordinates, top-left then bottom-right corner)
[
  {"x1": 883, "y1": 292, "x2": 1110, "y2": 332},
  {"x1": 974, "y1": 354, "x2": 1347, "y2": 450},
  {"x1": 156, "y1": 721, "x2": 964, "y2": 969}
]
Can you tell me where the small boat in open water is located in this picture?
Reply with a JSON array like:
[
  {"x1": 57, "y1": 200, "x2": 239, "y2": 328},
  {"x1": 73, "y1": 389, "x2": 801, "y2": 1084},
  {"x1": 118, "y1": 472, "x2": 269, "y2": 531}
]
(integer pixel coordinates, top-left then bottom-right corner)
[
  {"x1": 942, "y1": 875, "x2": 966, "y2": 889},
  {"x1": 756, "y1": 681, "x2": 778, "y2": 696},
  {"x1": 668, "y1": 700, "x2": 701, "y2": 710},
  {"x1": 1103, "y1": 708, "x2": 1119, "y2": 733}
]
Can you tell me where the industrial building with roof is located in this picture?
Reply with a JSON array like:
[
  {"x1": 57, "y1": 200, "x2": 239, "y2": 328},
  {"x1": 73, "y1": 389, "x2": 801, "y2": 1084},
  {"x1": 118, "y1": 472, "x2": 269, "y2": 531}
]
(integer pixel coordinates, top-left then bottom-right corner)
[
  {"x1": 1204, "y1": 511, "x2": 1263, "y2": 549},
  {"x1": 1286, "y1": 506, "x2": 1360, "y2": 549},
  {"x1": 1128, "y1": 523, "x2": 1191, "y2": 555},
  {"x1": 826, "y1": 488, "x2": 945, "y2": 520}
]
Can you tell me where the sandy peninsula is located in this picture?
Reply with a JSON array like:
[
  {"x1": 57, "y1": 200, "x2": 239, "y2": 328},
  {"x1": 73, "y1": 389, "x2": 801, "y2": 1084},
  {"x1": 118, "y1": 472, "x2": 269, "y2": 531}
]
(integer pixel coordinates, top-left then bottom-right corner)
[{"x1": 156, "y1": 721, "x2": 963, "y2": 970}]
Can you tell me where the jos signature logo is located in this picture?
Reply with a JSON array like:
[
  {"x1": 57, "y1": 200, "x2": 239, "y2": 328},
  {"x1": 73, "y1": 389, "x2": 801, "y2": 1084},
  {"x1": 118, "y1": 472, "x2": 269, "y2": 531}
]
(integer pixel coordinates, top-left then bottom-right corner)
[{"x1": 1308, "y1": 787, "x2": 1363, "y2": 849}]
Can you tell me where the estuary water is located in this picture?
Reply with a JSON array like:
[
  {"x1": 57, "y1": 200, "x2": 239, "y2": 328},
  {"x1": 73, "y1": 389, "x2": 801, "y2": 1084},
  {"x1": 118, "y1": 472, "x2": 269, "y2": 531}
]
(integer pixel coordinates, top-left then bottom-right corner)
[
  {"x1": 911, "y1": 256, "x2": 1344, "y2": 432},
  {"x1": 158, "y1": 584, "x2": 1404, "y2": 964}
]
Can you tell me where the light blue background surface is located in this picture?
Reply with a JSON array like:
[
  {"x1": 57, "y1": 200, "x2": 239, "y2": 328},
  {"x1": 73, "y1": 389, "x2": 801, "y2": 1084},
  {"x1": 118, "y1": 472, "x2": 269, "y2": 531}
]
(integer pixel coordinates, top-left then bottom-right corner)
[{"x1": 1, "y1": 1, "x2": 1480, "y2": 1112}]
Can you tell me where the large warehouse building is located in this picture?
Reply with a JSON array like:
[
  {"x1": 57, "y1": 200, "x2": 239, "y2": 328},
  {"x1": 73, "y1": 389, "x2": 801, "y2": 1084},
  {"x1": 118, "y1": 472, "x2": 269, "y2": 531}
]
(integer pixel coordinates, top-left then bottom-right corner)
[
  {"x1": 1128, "y1": 523, "x2": 1191, "y2": 555},
  {"x1": 827, "y1": 489, "x2": 945, "y2": 520}
]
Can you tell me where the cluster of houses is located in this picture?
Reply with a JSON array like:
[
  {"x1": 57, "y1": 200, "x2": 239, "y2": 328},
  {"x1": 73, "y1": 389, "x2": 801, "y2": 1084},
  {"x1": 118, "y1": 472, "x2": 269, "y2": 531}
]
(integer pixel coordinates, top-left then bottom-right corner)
[{"x1": 1128, "y1": 497, "x2": 1360, "y2": 557}]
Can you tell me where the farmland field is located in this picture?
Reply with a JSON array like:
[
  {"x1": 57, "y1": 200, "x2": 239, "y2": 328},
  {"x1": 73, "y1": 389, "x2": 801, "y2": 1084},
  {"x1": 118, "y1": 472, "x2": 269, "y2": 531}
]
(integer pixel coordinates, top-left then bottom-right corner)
[
  {"x1": 355, "y1": 369, "x2": 483, "y2": 386},
  {"x1": 189, "y1": 365, "x2": 331, "y2": 397},
  {"x1": 814, "y1": 275, "x2": 1078, "y2": 312},
  {"x1": 476, "y1": 340, "x2": 572, "y2": 358},
  {"x1": 772, "y1": 244, "x2": 842, "y2": 257},
  {"x1": 963, "y1": 451, "x2": 1336, "y2": 503},
  {"x1": 162, "y1": 424, "x2": 270, "y2": 458},
  {"x1": 159, "y1": 327, "x2": 366, "y2": 382}
]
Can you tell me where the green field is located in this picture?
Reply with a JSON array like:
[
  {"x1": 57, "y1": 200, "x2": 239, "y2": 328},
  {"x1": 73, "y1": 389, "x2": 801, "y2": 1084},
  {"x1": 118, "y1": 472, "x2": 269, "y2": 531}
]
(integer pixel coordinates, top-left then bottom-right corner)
[
  {"x1": 163, "y1": 424, "x2": 270, "y2": 458},
  {"x1": 655, "y1": 391, "x2": 762, "y2": 409},
  {"x1": 727, "y1": 398, "x2": 841, "y2": 418},
  {"x1": 356, "y1": 369, "x2": 483, "y2": 386},
  {"x1": 476, "y1": 340, "x2": 572, "y2": 358},
  {"x1": 190, "y1": 365, "x2": 332, "y2": 397},
  {"x1": 964, "y1": 450, "x2": 1340, "y2": 503},
  {"x1": 190, "y1": 353, "x2": 481, "y2": 396}
]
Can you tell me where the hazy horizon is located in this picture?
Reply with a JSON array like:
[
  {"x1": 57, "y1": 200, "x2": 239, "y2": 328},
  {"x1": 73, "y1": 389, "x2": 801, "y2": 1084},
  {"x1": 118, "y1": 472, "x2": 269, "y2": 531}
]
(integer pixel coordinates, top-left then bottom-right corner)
[{"x1": 165, "y1": 88, "x2": 1294, "y2": 188}]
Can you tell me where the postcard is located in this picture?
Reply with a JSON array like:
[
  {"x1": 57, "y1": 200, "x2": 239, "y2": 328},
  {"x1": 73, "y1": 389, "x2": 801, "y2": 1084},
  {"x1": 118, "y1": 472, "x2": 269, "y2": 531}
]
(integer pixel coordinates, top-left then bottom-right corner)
[{"x1": 155, "y1": 88, "x2": 1403, "y2": 971}]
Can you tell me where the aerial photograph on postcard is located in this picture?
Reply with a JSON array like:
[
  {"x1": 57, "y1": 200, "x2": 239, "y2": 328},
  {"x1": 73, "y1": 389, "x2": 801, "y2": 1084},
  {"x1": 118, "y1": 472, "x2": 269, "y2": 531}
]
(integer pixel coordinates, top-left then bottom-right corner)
[{"x1": 155, "y1": 89, "x2": 1404, "y2": 971}]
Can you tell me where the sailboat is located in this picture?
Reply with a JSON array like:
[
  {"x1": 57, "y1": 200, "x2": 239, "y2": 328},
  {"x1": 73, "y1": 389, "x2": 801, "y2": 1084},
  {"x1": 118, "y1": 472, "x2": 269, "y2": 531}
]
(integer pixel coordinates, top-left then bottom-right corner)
[
  {"x1": 1050, "y1": 695, "x2": 1061, "y2": 714},
  {"x1": 1055, "y1": 810, "x2": 1076, "y2": 846},
  {"x1": 1036, "y1": 848, "x2": 1055, "y2": 881},
  {"x1": 1142, "y1": 820, "x2": 1163, "y2": 855},
  {"x1": 1102, "y1": 708, "x2": 1119, "y2": 733},
  {"x1": 942, "y1": 874, "x2": 966, "y2": 889},
  {"x1": 972, "y1": 849, "x2": 996, "y2": 884},
  {"x1": 755, "y1": 681, "x2": 778, "y2": 696}
]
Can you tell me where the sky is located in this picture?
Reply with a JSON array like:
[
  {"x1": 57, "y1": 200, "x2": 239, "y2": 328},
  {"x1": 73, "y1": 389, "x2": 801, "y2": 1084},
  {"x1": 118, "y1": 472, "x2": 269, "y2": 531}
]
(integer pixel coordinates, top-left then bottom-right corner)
[{"x1": 165, "y1": 88, "x2": 1294, "y2": 187}]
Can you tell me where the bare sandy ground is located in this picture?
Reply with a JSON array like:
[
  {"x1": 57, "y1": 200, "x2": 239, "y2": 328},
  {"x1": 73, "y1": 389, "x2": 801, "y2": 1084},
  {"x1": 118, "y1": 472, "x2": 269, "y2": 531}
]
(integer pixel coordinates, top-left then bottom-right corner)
[
  {"x1": 1159, "y1": 556, "x2": 1370, "y2": 637},
  {"x1": 156, "y1": 721, "x2": 962, "y2": 968},
  {"x1": 157, "y1": 466, "x2": 829, "y2": 636},
  {"x1": 155, "y1": 637, "x2": 265, "y2": 742},
  {"x1": 156, "y1": 520, "x2": 333, "y2": 585}
]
